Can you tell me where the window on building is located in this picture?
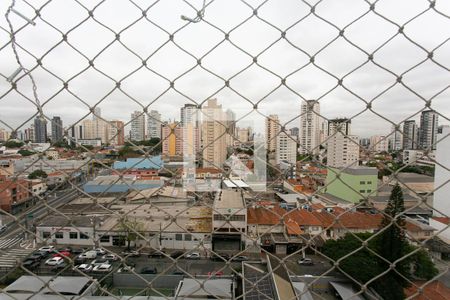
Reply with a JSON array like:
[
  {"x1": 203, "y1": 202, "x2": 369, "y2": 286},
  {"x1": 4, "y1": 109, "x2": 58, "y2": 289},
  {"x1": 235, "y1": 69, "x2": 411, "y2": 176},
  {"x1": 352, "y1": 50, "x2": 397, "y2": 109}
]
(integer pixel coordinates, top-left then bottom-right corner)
[
  {"x1": 80, "y1": 232, "x2": 89, "y2": 239},
  {"x1": 42, "y1": 231, "x2": 51, "y2": 239},
  {"x1": 55, "y1": 232, "x2": 63, "y2": 239},
  {"x1": 69, "y1": 232, "x2": 78, "y2": 239},
  {"x1": 185, "y1": 234, "x2": 192, "y2": 241},
  {"x1": 175, "y1": 234, "x2": 183, "y2": 241},
  {"x1": 360, "y1": 181, "x2": 366, "y2": 184},
  {"x1": 100, "y1": 235, "x2": 110, "y2": 243},
  {"x1": 359, "y1": 190, "x2": 365, "y2": 193},
  {"x1": 367, "y1": 181, "x2": 372, "y2": 184},
  {"x1": 425, "y1": 231, "x2": 431, "y2": 236},
  {"x1": 367, "y1": 189, "x2": 372, "y2": 193}
]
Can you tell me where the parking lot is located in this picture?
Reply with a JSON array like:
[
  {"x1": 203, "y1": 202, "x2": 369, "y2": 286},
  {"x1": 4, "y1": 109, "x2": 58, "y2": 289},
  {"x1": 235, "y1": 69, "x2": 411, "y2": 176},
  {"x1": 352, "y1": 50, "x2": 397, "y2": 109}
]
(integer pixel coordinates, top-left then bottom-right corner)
[{"x1": 283, "y1": 253, "x2": 339, "y2": 277}]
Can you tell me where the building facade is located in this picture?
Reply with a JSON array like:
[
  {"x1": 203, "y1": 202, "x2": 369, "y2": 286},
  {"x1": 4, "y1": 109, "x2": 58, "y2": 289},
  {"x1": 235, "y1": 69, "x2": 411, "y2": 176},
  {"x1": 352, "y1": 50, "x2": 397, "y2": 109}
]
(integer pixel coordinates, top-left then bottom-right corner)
[
  {"x1": 202, "y1": 99, "x2": 228, "y2": 168},
  {"x1": 419, "y1": 110, "x2": 438, "y2": 150},
  {"x1": 130, "y1": 111, "x2": 145, "y2": 142},
  {"x1": 299, "y1": 100, "x2": 321, "y2": 155},
  {"x1": 266, "y1": 114, "x2": 280, "y2": 154},
  {"x1": 34, "y1": 117, "x2": 47, "y2": 143},
  {"x1": 276, "y1": 132, "x2": 297, "y2": 165},
  {"x1": 403, "y1": 120, "x2": 418, "y2": 150},
  {"x1": 326, "y1": 118, "x2": 359, "y2": 168},
  {"x1": 370, "y1": 135, "x2": 389, "y2": 153},
  {"x1": 434, "y1": 126, "x2": 450, "y2": 218},
  {"x1": 147, "y1": 110, "x2": 162, "y2": 139},
  {"x1": 51, "y1": 116, "x2": 63, "y2": 143}
]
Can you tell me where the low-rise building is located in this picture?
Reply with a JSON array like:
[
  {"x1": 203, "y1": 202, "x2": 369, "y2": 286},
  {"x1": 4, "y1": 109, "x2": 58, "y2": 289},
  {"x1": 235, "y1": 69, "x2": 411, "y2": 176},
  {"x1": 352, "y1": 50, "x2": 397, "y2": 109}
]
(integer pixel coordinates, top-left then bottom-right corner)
[
  {"x1": 0, "y1": 175, "x2": 33, "y2": 213},
  {"x1": 323, "y1": 166, "x2": 378, "y2": 203}
]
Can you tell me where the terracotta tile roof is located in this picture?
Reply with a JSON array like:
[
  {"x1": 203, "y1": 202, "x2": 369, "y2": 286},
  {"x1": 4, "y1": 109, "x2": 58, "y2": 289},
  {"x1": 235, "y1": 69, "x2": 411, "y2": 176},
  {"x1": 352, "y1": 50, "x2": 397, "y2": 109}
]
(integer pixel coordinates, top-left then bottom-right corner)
[
  {"x1": 433, "y1": 217, "x2": 450, "y2": 225},
  {"x1": 288, "y1": 209, "x2": 323, "y2": 226},
  {"x1": 405, "y1": 281, "x2": 450, "y2": 300},
  {"x1": 312, "y1": 209, "x2": 383, "y2": 230},
  {"x1": 196, "y1": 168, "x2": 222, "y2": 174},
  {"x1": 247, "y1": 206, "x2": 286, "y2": 225},
  {"x1": 285, "y1": 218, "x2": 303, "y2": 235}
]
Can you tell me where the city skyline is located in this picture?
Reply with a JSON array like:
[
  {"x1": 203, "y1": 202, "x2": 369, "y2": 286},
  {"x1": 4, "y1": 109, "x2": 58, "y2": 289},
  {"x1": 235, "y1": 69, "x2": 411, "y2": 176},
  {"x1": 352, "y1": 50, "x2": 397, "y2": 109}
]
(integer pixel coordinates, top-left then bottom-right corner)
[{"x1": 1, "y1": 0, "x2": 449, "y2": 138}]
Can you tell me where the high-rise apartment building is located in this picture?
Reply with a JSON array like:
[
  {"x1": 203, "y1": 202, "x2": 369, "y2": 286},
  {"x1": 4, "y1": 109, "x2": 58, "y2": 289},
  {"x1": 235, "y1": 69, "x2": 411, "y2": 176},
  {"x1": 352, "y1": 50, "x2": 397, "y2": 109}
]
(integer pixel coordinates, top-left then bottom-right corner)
[
  {"x1": 434, "y1": 126, "x2": 450, "y2": 217},
  {"x1": 130, "y1": 111, "x2": 145, "y2": 142},
  {"x1": 419, "y1": 110, "x2": 438, "y2": 150},
  {"x1": 0, "y1": 128, "x2": 10, "y2": 142},
  {"x1": 266, "y1": 114, "x2": 280, "y2": 153},
  {"x1": 326, "y1": 118, "x2": 359, "y2": 168},
  {"x1": 180, "y1": 104, "x2": 200, "y2": 157},
  {"x1": 370, "y1": 135, "x2": 389, "y2": 153},
  {"x1": 289, "y1": 127, "x2": 299, "y2": 142},
  {"x1": 299, "y1": 100, "x2": 321, "y2": 155},
  {"x1": 389, "y1": 125, "x2": 403, "y2": 151},
  {"x1": 147, "y1": 110, "x2": 162, "y2": 139},
  {"x1": 82, "y1": 119, "x2": 110, "y2": 144},
  {"x1": 24, "y1": 125, "x2": 35, "y2": 142},
  {"x1": 276, "y1": 132, "x2": 297, "y2": 165},
  {"x1": 403, "y1": 120, "x2": 418, "y2": 150},
  {"x1": 34, "y1": 116, "x2": 48, "y2": 143},
  {"x1": 237, "y1": 127, "x2": 250, "y2": 144},
  {"x1": 109, "y1": 120, "x2": 125, "y2": 146},
  {"x1": 201, "y1": 99, "x2": 228, "y2": 168},
  {"x1": 51, "y1": 116, "x2": 63, "y2": 142},
  {"x1": 162, "y1": 123, "x2": 183, "y2": 157}
]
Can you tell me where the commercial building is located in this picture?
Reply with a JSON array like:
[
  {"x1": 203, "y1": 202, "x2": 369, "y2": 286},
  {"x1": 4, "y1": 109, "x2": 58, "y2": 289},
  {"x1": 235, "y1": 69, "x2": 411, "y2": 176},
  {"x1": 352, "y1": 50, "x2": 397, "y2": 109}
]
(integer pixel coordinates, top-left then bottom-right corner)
[
  {"x1": 202, "y1": 99, "x2": 228, "y2": 168},
  {"x1": 51, "y1": 116, "x2": 63, "y2": 142},
  {"x1": 34, "y1": 116, "x2": 47, "y2": 143},
  {"x1": 323, "y1": 166, "x2": 378, "y2": 203},
  {"x1": 130, "y1": 111, "x2": 146, "y2": 141},
  {"x1": 147, "y1": 110, "x2": 162, "y2": 139},
  {"x1": 434, "y1": 126, "x2": 450, "y2": 218},
  {"x1": 403, "y1": 120, "x2": 418, "y2": 150},
  {"x1": 403, "y1": 149, "x2": 435, "y2": 166},
  {"x1": 299, "y1": 100, "x2": 321, "y2": 155},
  {"x1": 276, "y1": 132, "x2": 297, "y2": 165},
  {"x1": 265, "y1": 114, "x2": 280, "y2": 154},
  {"x1": 419, "y1": 110, "x2": 439, "y2": 150},
  {"x1": 212, "y1": 189, "x2": 247, "y2": 251},
  {"x1": 0, "y1": 175, "x2": 33, "y2": 213},
  {"x1": 113, "y1": 156, "x2": 163, "y2": 177},
  {"x1": 326, "y1": 118, "x2": 359, "y2": 168}
]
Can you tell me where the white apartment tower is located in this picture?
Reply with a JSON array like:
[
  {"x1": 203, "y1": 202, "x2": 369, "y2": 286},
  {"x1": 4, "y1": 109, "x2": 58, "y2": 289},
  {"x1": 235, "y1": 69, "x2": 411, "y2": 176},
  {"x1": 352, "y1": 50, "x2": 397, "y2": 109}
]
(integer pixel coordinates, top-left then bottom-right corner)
[
  {"x1": 434, "y1": 126, "x2": 450, "y2": 217},
  {"x1": 326, "y1": 118, "x2": 359, "y2": 168},
  {"x1": 181, "y1": 104, "x2": 200, "y2": 158},
  {"x1": 147, "y1": 110, "x2": 162, "y2": 139},
  {"x1": 266, "y1": 114, "x2": 280, "y2": 153},
  {"x1": 403, "y1": 120, "x2": 418, "y2": 150},
  {"x1": 389, "y1": 125, "x2": 403, "y2": 151},
  {"x1": 130, "y1": 111, "x2": 145, "y2": 141},
  {"x1": 299, "y1": 100, "x2": 321, "y2": 155},
  {"x1": 201, "y1": 99, "x2": 228, "y2": 168},
  {"x1": 276, "y1": 132, "x2": 297, "y2": 165}
]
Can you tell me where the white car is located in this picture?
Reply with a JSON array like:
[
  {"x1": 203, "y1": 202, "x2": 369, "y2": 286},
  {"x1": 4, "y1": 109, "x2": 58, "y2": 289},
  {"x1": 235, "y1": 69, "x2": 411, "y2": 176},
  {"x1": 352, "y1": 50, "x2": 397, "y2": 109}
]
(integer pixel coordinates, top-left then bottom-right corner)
[
  {"x1": 45, "y1": 257, "x2": 64, "y2": 266},
  {"x1": 93, "y1": 248, "x2": 106, "y2": 255},
  {"x1": 102, "y1": 254, "x2": 118, "y2": 261},
  {"x1": 39, "y1": 246, "x2": 55, "y2": 252},
  {"x1": 185, "y1": 252, "x2": 201, "y2": 260},
  {"x1": 73, "y1": 264, "x2": 92, "y2": 272},
  {"x1": 78, "y1": 250, "x2": 97, "y2": 259},
  {"x1": 92, "y1": 264, "x2": 112, "y2": 272}
]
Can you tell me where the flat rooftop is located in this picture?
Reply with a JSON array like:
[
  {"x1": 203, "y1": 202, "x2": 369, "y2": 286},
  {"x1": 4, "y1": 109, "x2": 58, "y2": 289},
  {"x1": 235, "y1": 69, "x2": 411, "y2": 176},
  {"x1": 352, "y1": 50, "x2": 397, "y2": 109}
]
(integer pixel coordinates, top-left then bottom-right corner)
[
  {"x1": 214, "y1": 189, "x2": 245, "y2": 209},
  {"x1": 330, "y1": 166, "x2": 378, "y2": 176}
]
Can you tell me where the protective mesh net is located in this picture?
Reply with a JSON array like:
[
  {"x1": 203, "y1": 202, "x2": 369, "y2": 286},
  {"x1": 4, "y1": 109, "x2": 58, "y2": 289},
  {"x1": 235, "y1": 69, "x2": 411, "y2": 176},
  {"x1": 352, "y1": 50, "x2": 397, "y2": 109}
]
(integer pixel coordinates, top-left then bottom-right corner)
[{"x1": 0, "y1": 0, "x2": 449, "y2": 299}]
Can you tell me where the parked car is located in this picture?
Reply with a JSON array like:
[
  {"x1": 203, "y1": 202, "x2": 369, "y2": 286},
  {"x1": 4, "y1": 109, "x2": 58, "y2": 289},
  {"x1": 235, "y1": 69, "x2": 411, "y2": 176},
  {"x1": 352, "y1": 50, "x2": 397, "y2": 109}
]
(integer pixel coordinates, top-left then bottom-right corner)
[
  {"x1": 117, "y1": 265, "x2": 135, "y2": 273},
  {"x1": 78, "y1": 250, "x2": 97, "y2": 259},
  {"x1": 91, "y1": 259, "x2": 110, "y2": 266},
  {"x1": 39, "y1": 246, "x2": 55, "y2": 253},
  {"x1": 73, "y1": 264, "x2": 93, "y2": 272},
  {"x1": 27, "y1": 252, "x2": 46, "y2": 261},
  {"x1": 57, "y1": 247, "x2": 72, "y2": 253},
  {"x1": 71, "y1": 248, "x2": 85, "y2": 255},
  {"x1": 92, "y1": 264, "x2": 112, "y2": 273},
  {"x1": 140, "y1": 266, "x2": 157, "y2": 274},
  {"x1": 93, "y1": 248, "x2": 106, "y2": 256},
  {"x1": 45, "y1": 257, "x2": 64, "y2": 266},
  {"x1": 148, "y1": 250, "x2": 165, "y2": 258},
  {"x1": 232, "y1": 255, "x2": 248, "y2": 262},
  {"x1": 22, "y1": 260, "x2": 40, "y2": 270},
  {"x1": 170, "y1": 251, "x2": 184, "y2": 258},
  {"x1": 102, "y1": 254, "x2": 118, "y2": 261},
  {"x1": 185, "y1": 252, "x2": 201, "y2": 260},
  {"x1": 208, "y1": 270, "x2": 224, "y2": 277},
  {"x1": 52, "y1": 251, "x2": 71, "y2": 258},
  {"x1": 52, "y1": 262, "x2": 68, "y2": 271},
  {"x1": 297, "y1": 258, "x2": 314, "y2": 265}
]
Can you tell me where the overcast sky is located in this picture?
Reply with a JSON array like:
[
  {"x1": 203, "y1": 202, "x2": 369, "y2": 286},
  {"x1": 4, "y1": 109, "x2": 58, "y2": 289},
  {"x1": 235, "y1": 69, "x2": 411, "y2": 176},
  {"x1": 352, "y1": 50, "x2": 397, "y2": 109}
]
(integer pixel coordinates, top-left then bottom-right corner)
[{"x1": 0, "y1": 0, "x2": 449, "y2": 138}]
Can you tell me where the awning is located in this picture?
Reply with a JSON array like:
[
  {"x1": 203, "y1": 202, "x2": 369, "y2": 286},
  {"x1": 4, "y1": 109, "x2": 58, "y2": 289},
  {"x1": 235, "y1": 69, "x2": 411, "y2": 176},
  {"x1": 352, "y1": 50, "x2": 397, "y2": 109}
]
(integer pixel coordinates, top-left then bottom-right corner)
[{"x1": 330, "y1": 281, "x2": 364, "y2": 300}]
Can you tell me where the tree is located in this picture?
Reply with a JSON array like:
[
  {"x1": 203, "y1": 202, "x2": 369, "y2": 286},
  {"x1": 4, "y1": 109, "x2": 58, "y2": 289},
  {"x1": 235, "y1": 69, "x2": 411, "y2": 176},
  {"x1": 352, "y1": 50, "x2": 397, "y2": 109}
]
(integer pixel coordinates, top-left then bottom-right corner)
[
  {"x1": 117, "y1": 217, "x2": 144, "y2": 250},
  {"x1": 28, "y1": 169, "x2": 48, "y2": 179},
  {"x1": 18, "y1": 149, "x2": 35, "y2": 156},
  {"x1": 3, "y1": 140, "x2": 24, "y2": 148},
  {"x1": 376, "y1": 183, "x2": 409, "y2": 299}
]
